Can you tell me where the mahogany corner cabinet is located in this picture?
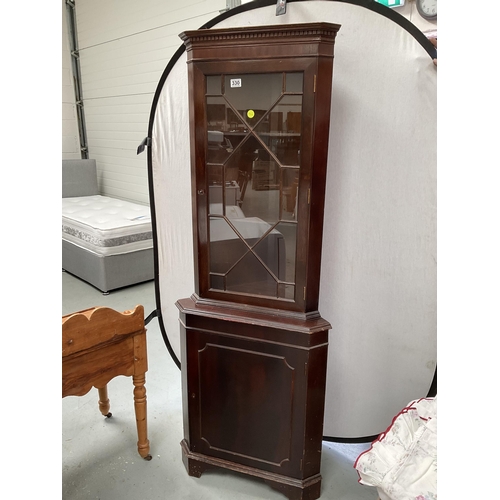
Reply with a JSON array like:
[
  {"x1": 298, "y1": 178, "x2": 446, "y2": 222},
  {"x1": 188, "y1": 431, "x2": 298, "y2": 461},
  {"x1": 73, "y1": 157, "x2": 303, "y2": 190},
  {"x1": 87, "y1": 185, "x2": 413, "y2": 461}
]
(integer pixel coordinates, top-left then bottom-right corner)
[{"x1": 176, "y1": 22, "x2": 341, "y2": 500}]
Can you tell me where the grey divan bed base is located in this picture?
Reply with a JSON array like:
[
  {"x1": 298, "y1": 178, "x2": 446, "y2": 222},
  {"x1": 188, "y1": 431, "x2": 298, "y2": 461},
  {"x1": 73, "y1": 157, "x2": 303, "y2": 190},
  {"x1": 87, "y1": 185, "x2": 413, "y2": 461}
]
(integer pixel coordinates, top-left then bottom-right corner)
[{"x1": 62, "y1": 159, "x2": 154, "y2": 293}]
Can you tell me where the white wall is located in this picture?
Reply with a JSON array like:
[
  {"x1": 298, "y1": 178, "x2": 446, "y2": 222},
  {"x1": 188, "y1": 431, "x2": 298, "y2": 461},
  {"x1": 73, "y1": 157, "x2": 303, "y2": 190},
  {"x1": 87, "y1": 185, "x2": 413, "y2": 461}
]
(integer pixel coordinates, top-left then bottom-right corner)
[{"x1": 62, "y1": 1, "x2": 82, "y2": 159}]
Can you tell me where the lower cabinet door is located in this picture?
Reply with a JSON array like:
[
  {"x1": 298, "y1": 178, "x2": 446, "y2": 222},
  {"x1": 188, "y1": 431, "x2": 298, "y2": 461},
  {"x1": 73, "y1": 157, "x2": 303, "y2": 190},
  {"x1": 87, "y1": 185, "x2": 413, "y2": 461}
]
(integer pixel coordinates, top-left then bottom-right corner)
[{"x1": 183, "y1": 326, "x2": 326, "y2": 480}]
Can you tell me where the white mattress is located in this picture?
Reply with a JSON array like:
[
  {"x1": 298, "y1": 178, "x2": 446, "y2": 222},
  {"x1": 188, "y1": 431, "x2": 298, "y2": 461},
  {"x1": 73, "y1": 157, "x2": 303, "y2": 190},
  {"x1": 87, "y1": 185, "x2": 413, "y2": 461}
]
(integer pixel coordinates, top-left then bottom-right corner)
[
  {"x1": 210, "y1": 217, "x2": 282, "y2": 242},
  {"x1": 62, "y1": 195, "x2": 153, "y2": 256},
  {"x1": 209, "y1": 203, "x2": 245, "y2": 219}
]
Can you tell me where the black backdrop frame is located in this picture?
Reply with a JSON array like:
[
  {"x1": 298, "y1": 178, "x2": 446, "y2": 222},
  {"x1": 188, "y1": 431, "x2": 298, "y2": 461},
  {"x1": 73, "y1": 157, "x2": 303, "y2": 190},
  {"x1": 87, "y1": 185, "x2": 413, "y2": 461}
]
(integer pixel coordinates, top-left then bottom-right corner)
[{"x1": 139, "y1": 0, "x2": 437, "y2": 443}]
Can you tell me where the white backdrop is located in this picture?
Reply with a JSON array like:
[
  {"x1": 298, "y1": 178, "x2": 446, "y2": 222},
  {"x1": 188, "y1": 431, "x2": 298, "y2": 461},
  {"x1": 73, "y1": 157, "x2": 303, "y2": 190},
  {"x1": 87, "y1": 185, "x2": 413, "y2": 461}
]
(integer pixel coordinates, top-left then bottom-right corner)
[{"x1": 150, "y1": 1, "x2": 437, "y2": 439}]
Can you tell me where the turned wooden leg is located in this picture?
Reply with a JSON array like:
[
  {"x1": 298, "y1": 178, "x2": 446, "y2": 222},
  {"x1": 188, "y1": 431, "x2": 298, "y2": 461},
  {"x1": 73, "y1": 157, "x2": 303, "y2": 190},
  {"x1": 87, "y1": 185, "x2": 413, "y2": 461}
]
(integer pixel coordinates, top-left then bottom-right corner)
[
  {"x1": 97, "y1": 386, "x2": 112, "y2": 418},
  {"x1": 133, "y1": 373, "x2": 151, "y2": 460}
]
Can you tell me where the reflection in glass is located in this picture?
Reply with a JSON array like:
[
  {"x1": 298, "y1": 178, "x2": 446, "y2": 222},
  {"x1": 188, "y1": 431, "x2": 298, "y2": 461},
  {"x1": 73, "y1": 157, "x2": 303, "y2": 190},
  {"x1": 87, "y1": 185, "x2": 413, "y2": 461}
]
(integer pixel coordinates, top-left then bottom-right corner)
[
  {"x1": 281, "y1": 169, "x2": 299, "y2": 221},
  {"x1": 207, "y1": 165, "x2": 223, "y2": 211},
  {"x1": 285, "y1": 73, "x2": 303, "y2": 93},
  {"x1": 224, "y1": 73, "x2": 283, "y2": 129},
  {"x1": 226, "y1": 251, "x2": 278, "y2": 296},
  {"x1": 206, "y1": 72, "x2": 303, "y2": 300},
  {"x1": 278, "y1": 283, "x2": 295, "y2": 300},
  {"x1": 207, "y1": 75, "x2": 222, "y2": 95},
  {"x1": 274, "y1": 222, "x2": 297, "y2": 282},
  {"x1": 209, "y1": 217, "x2": 248, "y2": 274},
  {"x1": 254, "y1": 94, "x2": 302, "y2": 166}
]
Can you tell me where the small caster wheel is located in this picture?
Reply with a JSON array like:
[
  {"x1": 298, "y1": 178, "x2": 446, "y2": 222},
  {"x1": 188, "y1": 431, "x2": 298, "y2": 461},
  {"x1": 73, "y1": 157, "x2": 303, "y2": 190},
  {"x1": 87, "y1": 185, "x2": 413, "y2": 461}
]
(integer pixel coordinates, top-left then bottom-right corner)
[
  {"x1": 105, "y1": 412, "x2": 112, "y2": 418},
  {"x1": 143, "y1": 454, "x2": 152, "y2": 461}
]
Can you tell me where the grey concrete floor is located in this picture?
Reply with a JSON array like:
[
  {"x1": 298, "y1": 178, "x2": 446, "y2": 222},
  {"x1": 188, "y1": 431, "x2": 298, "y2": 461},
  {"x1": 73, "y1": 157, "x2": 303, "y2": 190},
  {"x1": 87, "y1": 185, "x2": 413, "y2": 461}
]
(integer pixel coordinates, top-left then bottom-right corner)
[{"x1": 62, "y1": 271, "x2": 378, "y2": 500}]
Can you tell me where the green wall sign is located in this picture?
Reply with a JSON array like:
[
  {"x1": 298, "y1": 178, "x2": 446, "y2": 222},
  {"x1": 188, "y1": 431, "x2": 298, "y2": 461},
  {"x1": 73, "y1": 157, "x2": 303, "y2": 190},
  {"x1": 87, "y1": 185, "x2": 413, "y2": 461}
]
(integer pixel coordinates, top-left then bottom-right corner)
[{"x1": 374, "y1": 0, "x2": 405, "y2": 7}]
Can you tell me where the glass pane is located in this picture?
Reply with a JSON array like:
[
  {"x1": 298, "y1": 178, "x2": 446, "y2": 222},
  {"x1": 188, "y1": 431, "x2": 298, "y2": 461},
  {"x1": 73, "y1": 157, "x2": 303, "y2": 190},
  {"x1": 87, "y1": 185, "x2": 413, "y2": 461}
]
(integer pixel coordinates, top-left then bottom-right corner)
[
  {"x1": 242, "y1": 148, "x2": 280, "y2": 224},
  {"x1": 207, "y1": 96, "x2": 227, "y2": 128},
  {"x1": 209, "y1": 217, "x2": 248, "y2": 274},
  {"x1": 226, "y1": 251, "x2": 278, "y2": 297},
  {"x1": 226, "y1": 108, "x2": 247, "y2": 134},
  {"x1": 253, "y1": 228, "x2": 286, "y2": 281},
  {"x1": 208, "y1": 186, "x2": 223, "y2": 215},
  {"x1": 274, "y1": 221, "x2": 297, "y2": 285},
  {"x1": 208, "y1": 178, "x2": 244, "y2": 216},
  {"x1": 281, "y1": 169, "x2": 299, "y2": 221},
  {"x1": 231, "y1": 133, "x2": 260, "y2": 182},
  {"x1": 208, "y1": 165, "x2": 227, "y2": 216},
  {"x1": 210, "y1": 274, "x2": 225, "y2": 290},
  {"x1": 207, "y1": 96, "x2": 236, "y2": 164},
  {"x1": 207, "y1": 75, "x2": 222, "y2": 95},
  {"x1": 221, "y1": 147, "x2": 254, "y2": 213},
  {"x1": 278, "y1": 283, "x2": 295, "y2": 300},
  {"x1": 254, "y1": 94, "x2": 302, "y2": 165},
  {"x1": 224, "y1": 73, "x2": 283, "y2": 129},
  {"x1": 285, "y1": 73, "x2": 303, "y2": 93}
]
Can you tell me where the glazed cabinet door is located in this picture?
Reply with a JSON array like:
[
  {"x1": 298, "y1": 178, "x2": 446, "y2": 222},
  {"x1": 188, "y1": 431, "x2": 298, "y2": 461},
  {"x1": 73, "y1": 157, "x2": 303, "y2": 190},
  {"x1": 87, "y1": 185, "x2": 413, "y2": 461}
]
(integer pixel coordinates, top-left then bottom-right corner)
[{"x1": 188, "y1": 56, "x2": 322, "y2": 313}]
